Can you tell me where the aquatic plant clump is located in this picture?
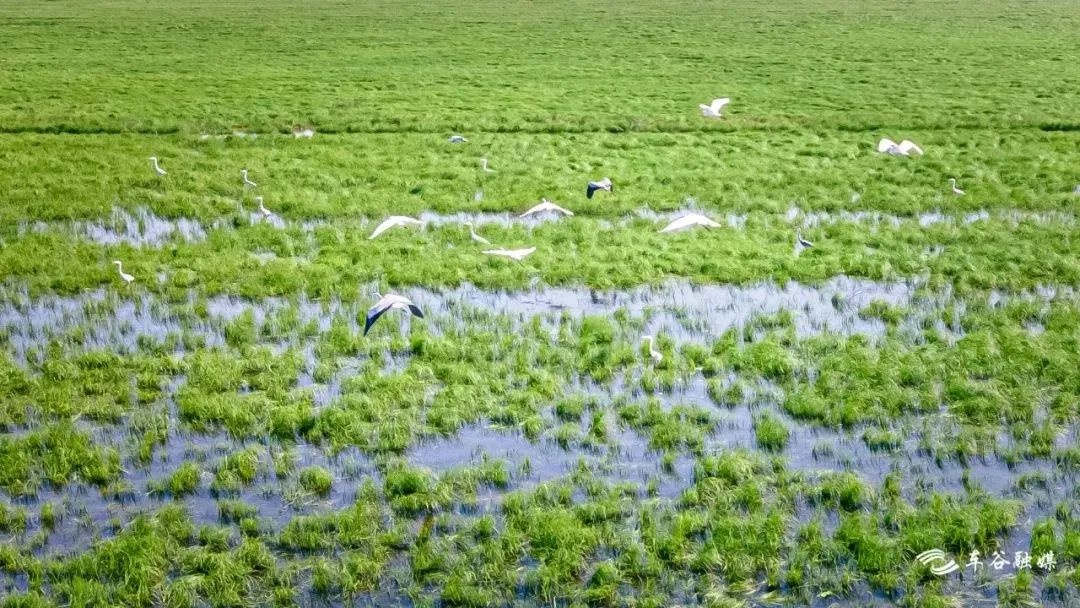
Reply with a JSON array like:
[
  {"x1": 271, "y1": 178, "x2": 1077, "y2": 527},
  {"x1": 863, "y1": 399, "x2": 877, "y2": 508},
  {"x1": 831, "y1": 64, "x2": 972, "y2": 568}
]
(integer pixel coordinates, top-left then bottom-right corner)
[{"x1": 1, "y1": 0, "x2": 1079, "y2": 606}]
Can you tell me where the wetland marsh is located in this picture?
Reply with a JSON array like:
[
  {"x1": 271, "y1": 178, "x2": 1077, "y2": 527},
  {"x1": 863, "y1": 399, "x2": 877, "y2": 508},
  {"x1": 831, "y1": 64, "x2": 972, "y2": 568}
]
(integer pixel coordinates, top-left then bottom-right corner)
[{"x1": 0, "y1": 0, "x2": 1078, "y2": 606}]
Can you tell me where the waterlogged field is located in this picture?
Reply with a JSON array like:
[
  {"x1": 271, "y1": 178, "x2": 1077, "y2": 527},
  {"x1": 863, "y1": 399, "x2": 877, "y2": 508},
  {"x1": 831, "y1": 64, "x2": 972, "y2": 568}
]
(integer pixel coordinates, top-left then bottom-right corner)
[{"x1": 1, "y1": 0, "x2": 1079, "y2": 606}]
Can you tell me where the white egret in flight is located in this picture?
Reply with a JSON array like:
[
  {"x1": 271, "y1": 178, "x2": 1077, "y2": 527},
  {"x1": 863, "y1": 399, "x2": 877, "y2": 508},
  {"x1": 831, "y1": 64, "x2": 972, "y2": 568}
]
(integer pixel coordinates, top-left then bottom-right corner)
[
  {"x1": 112, "y1": 260, "x2": 134, "y2": 288},
  {"x1": 642, "y1": 336, "x2": 663, "y2": 364},
  {"x1": 149, "y1": 157, "x2": 167, "y2": 176},
  {"x1": 659, "y1": 213, "x2": 721, "y2": 233},
  {"x1": 241, "y1": 169, "x2": 258, "y2": 188},
  {"x1": 364, "y1": 292, "x2": 424, "y2": 336},
  {"x1": 520, "y1": 199, "x2": 574, "y2": 218},
  {"x1": 448, "y1": 135, "x2": 468, "y2": 143},
  {"x1": 948, "y1": 178, "x2": 966, "y2": 196},
  {"x1": 877, "y1": 138, "x2": 924, "y2": 156},
  {"x1": 699, "y1": 97, "x2": 731, "y2": 118},
  {"x1": 482, "y1": 246, "x2": 536, "y2": 261},
  {"x1": 586, "y1": 177, "x2": 613, "y2": 199},
  {"x1": 464, "y1": 222, "x2": 491, "y2": 245},
  {"x1": 368, "y1": 215, "x2": 424, "y2": 239}
]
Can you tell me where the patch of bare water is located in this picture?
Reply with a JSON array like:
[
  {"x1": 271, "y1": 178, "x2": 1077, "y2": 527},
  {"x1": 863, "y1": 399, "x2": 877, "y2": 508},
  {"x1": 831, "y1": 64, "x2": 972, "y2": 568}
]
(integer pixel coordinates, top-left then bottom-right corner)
[
  {"x1": 786, "y1": 206, "x2": 1077, "y2": 229},
  {"x1": 2, "y1": 279, "x2": 1077, "y2": 556},
  {"x1": 3, "y1": 279, "x2": 1077, "y2": 366},
  {"x1": 6, "y1": 404, "x2": 377, "y2": 555},
  {"x1": 406, "y1": 371, "x2": 1078, "y2": 519},
  {"x1": 407, "y1": 276, "x2": 920, "y2": 344},
  {"x1": 17, "y1": 208, "x2": 209, "y2": 247},
  {"x1": 17, "y1": 207, "x2": 333, "y2": 248}
]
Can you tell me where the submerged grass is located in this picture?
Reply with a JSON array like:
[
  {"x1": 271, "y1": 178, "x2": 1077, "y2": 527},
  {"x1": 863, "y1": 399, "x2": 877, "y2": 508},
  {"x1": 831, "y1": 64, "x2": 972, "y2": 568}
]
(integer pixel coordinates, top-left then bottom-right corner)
[{"x1": 1, "y1": 0, "x2": 1079, "y2": 606}]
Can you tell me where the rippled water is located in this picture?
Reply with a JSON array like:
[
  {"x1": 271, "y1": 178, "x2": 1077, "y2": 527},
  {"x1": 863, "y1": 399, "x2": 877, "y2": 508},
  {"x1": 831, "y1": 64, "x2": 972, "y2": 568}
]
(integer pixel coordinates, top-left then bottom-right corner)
[
  {"x1": 0, "y1": 278, "x2": 1076, "y2": 564},
  {"x1": 16, "y1": 206, "x2": 1074, "y2": 251}
]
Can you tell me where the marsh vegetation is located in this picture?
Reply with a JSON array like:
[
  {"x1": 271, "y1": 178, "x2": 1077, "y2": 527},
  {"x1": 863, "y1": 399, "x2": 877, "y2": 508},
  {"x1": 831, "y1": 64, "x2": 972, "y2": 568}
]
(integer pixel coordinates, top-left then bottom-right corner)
[{"x1": 0, "y1": 0, "x2": 1078, "y2": 606}]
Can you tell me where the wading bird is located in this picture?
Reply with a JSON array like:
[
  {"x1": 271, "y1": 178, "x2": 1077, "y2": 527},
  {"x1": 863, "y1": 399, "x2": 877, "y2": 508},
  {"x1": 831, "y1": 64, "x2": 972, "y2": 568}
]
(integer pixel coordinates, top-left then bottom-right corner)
[
  {"x1": 241, "y1": 169, "x2": 258, "y2": 188},
  {"x1": 796, "y1": 232, "x2": 814, "y2": 248},
  {"x1": 256, "y1": 196, "x2": 273, "y2": 219},
  {"x1": 948, "y1": 178, "x2": 966, "y2": 196},
  {"x1": 149, "y1": 157, "x2": 167, "y2": 176},
  {"x1": 368, "y1": 215, "x2": 425, "y2": 239},
  {"x1": 112, "y1": 260, "x2": 134, "y2": 288},
  {"x1": 586, "y1": 177, "x2": 613, "y2": 199},
  {"x1": 642, "y1": 335, "x2": 663, "y2": 364},
  {"x1": 877, "y1": 138, "x2": 924, "y2": 156},
  {"x1": 659, "y1": 213, "x2": 721, "y2": 233},
  {"x1": 482, "y1": 246, "x2": 536, "y2": 261},
  {"x1": 464, "y1": 222, "x2": 491, "y2": 245},
  {"x1": 520, "y1": 199, "x2": 574, "y2": 218},
  {"x1": 480, "y1": 158, "x2": 494, "y2": 173},
  {"x1": 448, "y1": 135, "x2": 468, "y2": 143},
  {"x1": 364, "y1": 291, "x2": 424, "y2": 336},
  {"x1": 292, "y1": 126, "x2": 315, "y2": 138},
  {"x1": 699, "y1": 97, "x2": 731, "y2": 118}
]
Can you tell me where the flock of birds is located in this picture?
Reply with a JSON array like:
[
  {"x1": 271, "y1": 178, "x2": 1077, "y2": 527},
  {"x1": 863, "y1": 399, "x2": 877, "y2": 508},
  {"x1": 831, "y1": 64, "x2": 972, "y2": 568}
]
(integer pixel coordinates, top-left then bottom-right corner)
[{"x1": 118, "y1": 97, "x2": 976, "y2": 343}]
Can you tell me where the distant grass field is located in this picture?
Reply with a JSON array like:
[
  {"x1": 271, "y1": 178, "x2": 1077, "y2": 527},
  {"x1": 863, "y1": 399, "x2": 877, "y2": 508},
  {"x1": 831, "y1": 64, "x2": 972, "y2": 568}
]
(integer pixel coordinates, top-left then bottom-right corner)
[
  {"x1": 1, "y1": 0, "x2": 1078, "y2": 133},
  {"x1": 1, "y1": 0, "x2": 1079, "y2": 607}
]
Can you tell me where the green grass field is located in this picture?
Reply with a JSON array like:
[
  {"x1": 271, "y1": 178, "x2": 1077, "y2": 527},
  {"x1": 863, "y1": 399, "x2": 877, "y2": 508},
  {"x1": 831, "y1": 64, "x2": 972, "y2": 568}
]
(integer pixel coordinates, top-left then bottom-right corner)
[{"x1": 1, "y1": 0, "x2": 1079, "y2": 606}]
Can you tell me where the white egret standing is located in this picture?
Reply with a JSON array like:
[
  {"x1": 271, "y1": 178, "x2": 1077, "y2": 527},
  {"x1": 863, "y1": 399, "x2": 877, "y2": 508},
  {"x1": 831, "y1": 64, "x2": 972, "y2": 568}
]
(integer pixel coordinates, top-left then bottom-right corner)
[
  {"x1": 149, "y1": 157, "x2": 167, "y2": 176},
  {"x1": 642, "y1": 336, "x2": 663, "y2": 364},
  {"x1": 112, "y1": 260, "x2": 134, "y2": 288},
  {"x1": 256, "y1": 196, "x2": 273, "y2": 219},
  {"x1": 241, "y1": 169, "x2": 258, "y2": 188},
  {"x1": 368, "y1": 215, "x2": 425, "y2": 239},
  {"x1": 364, "y1": 291, "x2": 424, "y2": 336},
  {"x1": 586, "y1": 177, "x2": 613, "y2": 199},
  {"x1": 464, "y1": 222, "x2": 491, "y2": 245},
  {"x1": 699, "y1": 98, "x2": 731, "y2": 118},
  {"x1": 482, "y1": 246, "x2": 536, "y2": 261},
  {"x1": 659, "y1": 213, "x2": 721, "y2": 233},
  {"x1": 520, "y1": 199, "x2": 574, "y2": 218},
  {"x1": 448, "y1": 135, "x2": 468, "y2": 143},
  {"x1": 948, "y1": 178, "x2": 966, "y2": 196},
  {"x1": 480, "y1": 158, "x2": 494, "y2": 173}
]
